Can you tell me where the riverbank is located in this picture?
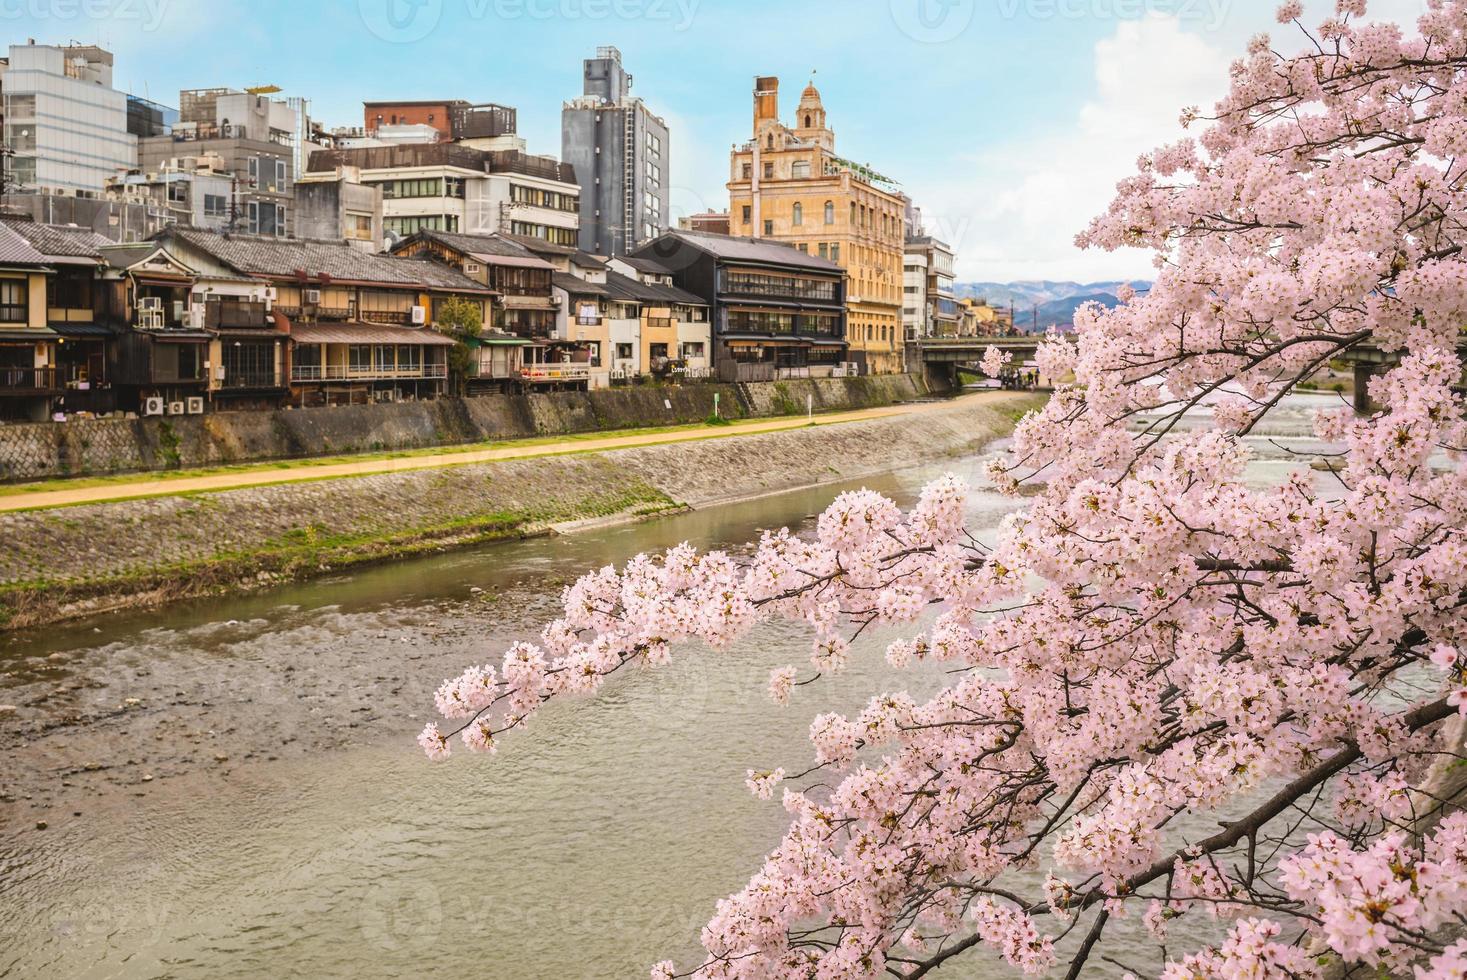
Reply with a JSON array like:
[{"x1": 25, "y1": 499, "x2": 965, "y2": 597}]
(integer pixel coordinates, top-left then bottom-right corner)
[
  {"x1": 0, "y1": 391, "x2": 1043, "y2": 631},
  {"x1": 0, "y1": 374, "x2": 926, "y2": 483}
]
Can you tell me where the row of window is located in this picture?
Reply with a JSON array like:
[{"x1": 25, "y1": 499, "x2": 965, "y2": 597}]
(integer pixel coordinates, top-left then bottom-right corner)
[
  {"x1": 739, "y1": 198, "x2": 899, "y2": 240},
  {"x1": 720, "y1": 270, "x2": 839, "y2": 302},
  {"x1": 724, "y1": 310, "x2": 841, "y2": 337},
  {"x1": 377, "y1": 177, "x2": 467, "y2": 200},
  {"x1": 511, "y1": 221, "x2": 577, "y2": 246},
  {"x1": 510, "y1": 183, "x2": 578, "y2": 213},
  {"x1": 386, "y1": 214, "x2": 459, "y2": 235}
]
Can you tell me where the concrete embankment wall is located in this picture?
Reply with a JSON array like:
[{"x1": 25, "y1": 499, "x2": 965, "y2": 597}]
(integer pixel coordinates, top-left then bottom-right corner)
[
  {"x1": 0, "y1": 375, "x2": 926, "y2": 483},
  {"x1": 0, "y1": 392, "x2": 1042, "y2": 630}
]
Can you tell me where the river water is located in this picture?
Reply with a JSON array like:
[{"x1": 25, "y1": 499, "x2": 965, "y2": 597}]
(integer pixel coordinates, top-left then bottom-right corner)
[{"x1": 0, "y1": 395, "x2": 1342, "y2": 979}]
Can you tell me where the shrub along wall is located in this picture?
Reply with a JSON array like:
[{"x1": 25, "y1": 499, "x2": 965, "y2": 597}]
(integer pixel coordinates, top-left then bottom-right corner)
[{"x1": 0, "y1": 375, "x2": 928, "y2": 482}]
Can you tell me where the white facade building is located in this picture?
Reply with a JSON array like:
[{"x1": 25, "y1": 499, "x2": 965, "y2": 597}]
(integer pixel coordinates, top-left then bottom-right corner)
[
  {"x1": 903, "y1": 251, "x2": 928, "y2": 340},
  {"x1": 1, "y1": 43, "x2": 136, "y2": 194}
]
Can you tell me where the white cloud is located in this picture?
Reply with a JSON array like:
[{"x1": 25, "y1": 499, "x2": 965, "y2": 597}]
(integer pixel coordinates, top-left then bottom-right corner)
[{"x1": 914, "y1": 12, "x2": 1229, "y2": 284}]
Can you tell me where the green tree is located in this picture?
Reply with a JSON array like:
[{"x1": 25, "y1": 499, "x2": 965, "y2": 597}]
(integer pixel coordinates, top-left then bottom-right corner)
[{"x1": 435, "y1": 296, "x2": 484, "y2": 396}]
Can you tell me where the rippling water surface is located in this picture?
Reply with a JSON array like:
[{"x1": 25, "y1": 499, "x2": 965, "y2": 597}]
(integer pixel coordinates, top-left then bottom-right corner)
[{"x1": 0, "y1": 396, "x2": 1341, "y2": 979}]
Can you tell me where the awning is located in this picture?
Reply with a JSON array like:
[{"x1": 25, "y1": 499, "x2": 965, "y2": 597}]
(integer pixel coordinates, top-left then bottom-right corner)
[
  {"x1": 500, "y1": 295, "x2": 558, "y2": 311},
  {"x1": 149, "y1": 331, "x2": 212, "y2": 343},
  {"x1": 50, "y1": 322, "x2": 116, "y2": 338},
  {"x1": 133, "y1": 274, "x2": 192, "y2": 287},
  {"x1": 290, "y1": 322, "x2": 457, "y2": 346},
  {"x1": 473, "y1": 252, "x2": 555, "y2": 271},
  {"x1": 0, "y1": 328, "x2": 56, "y2": 342}
]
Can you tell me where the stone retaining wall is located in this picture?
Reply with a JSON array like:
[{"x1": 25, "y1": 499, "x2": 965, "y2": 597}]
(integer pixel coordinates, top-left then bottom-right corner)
[
  {"x1": 0, "y1": 375, "x2": 926, "y2": 482},
  {"x1": 0, "y1": 392, "x2": 1040, "y2": 629}
]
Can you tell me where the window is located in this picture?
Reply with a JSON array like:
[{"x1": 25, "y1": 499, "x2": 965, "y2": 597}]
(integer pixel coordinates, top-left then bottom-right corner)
[
  {"x1": 792, "y1": 160, "x2": 810, "y2": 179},
  {"x1": 681, "y1": 341, "x2": 705, "y2": 359},
  {"x1": 792, "y1": 202, "x2": 803, "y2": 226},
  {"x1": 204, "y1": 194, "x2": 228, "y2": 219},
  {"x1": 831, "y1": 244, "x2": 841, "y2": 263},
  {"x1": 851, "y1": 202, "x2": 857, "y2": 225},
  {"x1": 741, "y1": 163, "x2": 751, "y2": 179},
  {"x1": 345, "y1": 213, "x2": 374, "y2": 241},
  {"x1": 741, "y1": 205, "x2": 751, "y2": 224},
  {"x1": 818, "y1": 243, "x2": 829, "y2": 259},
  {"x1": 47, "y1": 273, "x2": 91, "y2": 310},
  {"x1": 824, "y1": 201, "x2": 834, "y2": 224},
  {"x1": 247, "y1": 156, "x2": 259, "y2": 186},
  {"x1": 763, "y1": 162, "x2": 773, "y2": 179},
  {"x1": 615, "y1": 342, "x2": 633, "y2": 360},
  {"x1": 763, "y1": 220, "x2": 774, "y2": 236},
  {"x1": 167, "y1": 180, "x2": 187, "y2": 204},
  {"x1": 766, "y1": 134, "x2": 774, "y2": 150},
  {"x1": 0, "y1": 278, "x2": 26, "y2": 322},
  {"x1": 804, "y1": 113, "x2": 812, "y2": 128},
  {"x1": 276, "y1": 159, "x2": 288, "y2": 194},
  {"x1": 349, "y1": 345, "x2": 373, "y2": 373}
]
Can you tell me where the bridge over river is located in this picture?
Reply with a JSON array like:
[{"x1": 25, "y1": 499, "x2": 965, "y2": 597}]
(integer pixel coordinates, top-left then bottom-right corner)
[{"x1": 906, "y1": 335, "x2": 1048, "y2": 390}]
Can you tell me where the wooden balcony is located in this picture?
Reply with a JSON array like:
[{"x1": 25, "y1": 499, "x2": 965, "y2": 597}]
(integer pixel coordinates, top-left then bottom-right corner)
[
  {"x1": 0, "y1": 366, "x2": 59, "y2": 393},
  {"x1": 521, "y1": 363, "x2": 591, "y2": 383}
]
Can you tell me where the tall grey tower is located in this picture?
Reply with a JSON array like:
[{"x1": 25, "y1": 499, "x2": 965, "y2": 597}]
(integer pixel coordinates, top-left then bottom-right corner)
[{"x1": 561, "y1": 46, "x2": 670, "y2": 257}]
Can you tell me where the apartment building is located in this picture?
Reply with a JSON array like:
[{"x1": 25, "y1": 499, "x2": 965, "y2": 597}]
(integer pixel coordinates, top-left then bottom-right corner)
[
  {"x1": 561, "y1": 46, "x2": 670, "y2": 256},
  {"x1": 137, "y1": 88, "x2": 298, "y2": 235},
  {"x1": 0, "y1": 43, "x2": 137, "y2": 196},
  {"x1": 906, "y1": 235, "x2": 958, "y2": 337},
  {"x1": 305, "y1": 143, "x2": 579, "y2": 247}
]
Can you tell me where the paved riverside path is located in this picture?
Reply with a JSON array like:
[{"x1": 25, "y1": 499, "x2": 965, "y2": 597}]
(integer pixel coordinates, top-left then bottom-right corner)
[{"x1": 0, "y1": 394, "x2": 1009, "y2": 513}]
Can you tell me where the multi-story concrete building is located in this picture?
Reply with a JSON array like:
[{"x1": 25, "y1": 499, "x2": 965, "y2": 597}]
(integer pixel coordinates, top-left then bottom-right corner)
[
  {"x1": 727, "y1": 77, "x2": 905, "y2": 374},
  {"x1": 906, "y1": 235, "x2": 958, "y2": 336},
  {"x1": 138, "y1": 88, "x2": 298, "y2": 236},
  {"x1": 561, "y1": 46, "x2": 669, "y2": 257},
  {"x1": 305, "y1": 143, "x2": 578, "y2": 247},
  {"x1": 0, "y1": 42, "x2": 137, "y2": 195},
  {"x1": 293, "y1": 166, "x2": 385, "y2": 251},
  {"x1": 105, "y1": 154, "x2": 235, "y2": 231},
  {"x1": 902, "y1": 250, "x2": 927, "y2": 340}
]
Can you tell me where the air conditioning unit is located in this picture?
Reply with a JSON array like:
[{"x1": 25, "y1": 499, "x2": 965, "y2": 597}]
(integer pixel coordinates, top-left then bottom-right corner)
[
  {"x1": 143, "y1": 396, "x2": 165, "y2": 416},
  {"x1": 167, "y1": 401, "x2": 186, "y2": 416},
  {"x1": 138, "y1": 296, "x2": 163, "y2": 312},
  {"x1": 185, "y1": 307, "x2": 205, "y2": 330},
  {"x1": 304, "y1": 288, "x2": 322, "y2": 304},
  {"x1": 186, "y1": 397, "x2": 205, "y2": 415},
  {"x1": 410, "y1": 305, "x2": 427, "y2": 324}
]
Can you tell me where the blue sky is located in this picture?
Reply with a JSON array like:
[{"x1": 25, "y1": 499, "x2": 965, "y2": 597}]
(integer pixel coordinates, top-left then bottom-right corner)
[{"x1": 4, "y1": 0, "x2": 1431, "y2": 281}]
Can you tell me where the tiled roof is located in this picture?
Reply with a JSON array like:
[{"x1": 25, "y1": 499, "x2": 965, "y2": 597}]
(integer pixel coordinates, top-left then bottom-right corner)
[
  {"x1": 414, "y1": 229, "x2": 540, "y2": 261},
  {"x1": 603, "y1": 270, "x2": 707, "y2": 306},
  {"x1": 636, "y1": 229, "x2": 845, "y2": 273},
  {"x1": 290, "y1": 322, "x2": 458, "y2": 345},
  {"x1": 0, "y1": 223, "x2": 53, "y2": 266},
  {"x1": 570, "y1": 251, "x2": 606, "y2": 270},
  {"x1": 166, "y1": 229, "x2": 489, "y2": 292},
  {"x1": 552, "y1": 272, "x2": 611, "y2": 297},
  {"x1": 610, "y1": 255, "x2": 665, "y2": 274},
  {"x1": 7, "y1": 221, "x2": 109, "y2": 260},
  {"x1": 502, "y1": 233, "x2": 576, "y2": 257}
]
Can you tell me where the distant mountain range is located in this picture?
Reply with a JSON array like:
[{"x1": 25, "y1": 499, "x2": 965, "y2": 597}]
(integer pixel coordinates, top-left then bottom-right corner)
[{"x1": 955, "y1": 280, "x2": 1152, "y2": 331}]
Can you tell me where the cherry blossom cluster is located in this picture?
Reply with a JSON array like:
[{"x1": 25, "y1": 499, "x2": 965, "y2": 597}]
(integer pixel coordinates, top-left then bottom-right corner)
[{"x1": 417, "y1": 3, "x2": 1467, "y2": 976}]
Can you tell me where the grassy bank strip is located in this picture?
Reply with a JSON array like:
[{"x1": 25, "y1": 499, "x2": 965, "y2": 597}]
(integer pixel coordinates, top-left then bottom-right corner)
[
  {"x1": 0, "y1": 484, "x2": 678, "y2": 630},
  {"x1": 0, "y1": 415, "x2": 790, "y2": 499}
]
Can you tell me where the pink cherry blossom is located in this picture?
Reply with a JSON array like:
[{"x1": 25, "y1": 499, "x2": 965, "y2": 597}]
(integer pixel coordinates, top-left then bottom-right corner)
[{"x1": 415, "y1": 5, "x2": 1467, "y2": 976}]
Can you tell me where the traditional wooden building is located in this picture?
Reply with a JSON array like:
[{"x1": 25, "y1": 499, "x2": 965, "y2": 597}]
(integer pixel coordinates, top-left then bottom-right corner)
[
  {"x1": 628, "y1": 228, "x2": 848, "y2": 382},
  {"x1": 160, "y1": 228, "x2": 491, "y2": 406}
]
